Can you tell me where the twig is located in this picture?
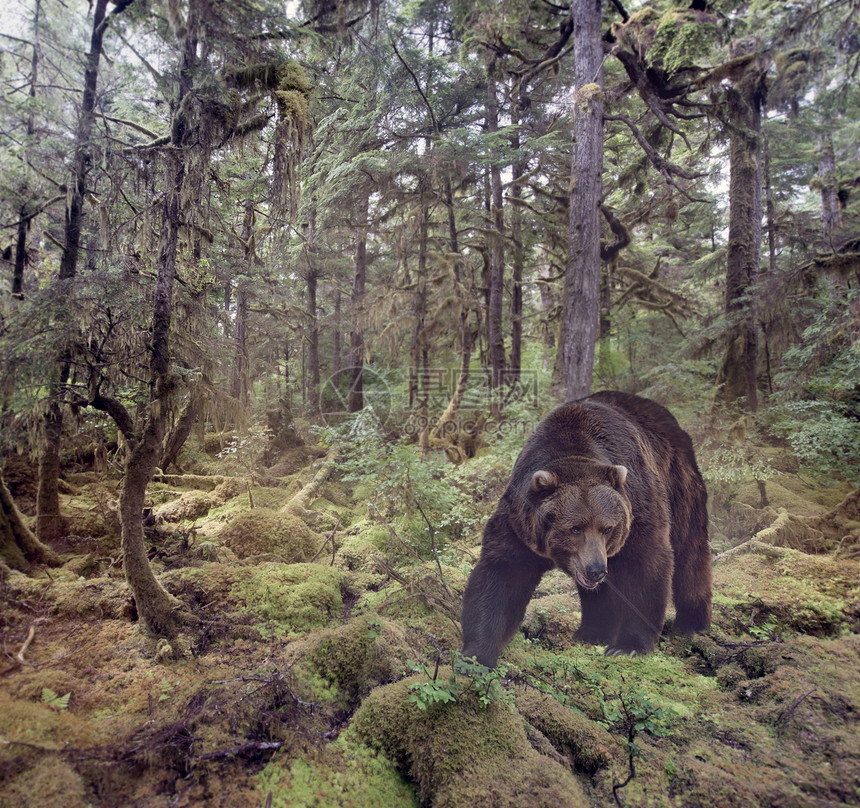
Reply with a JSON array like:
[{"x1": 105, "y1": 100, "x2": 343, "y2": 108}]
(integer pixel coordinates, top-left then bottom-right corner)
[
  {"x1": 309, "y1": 516, "x2": 342, "y2": 563},
  {"x1": 16, "y1": 618, "x2": 47, "y2": 665},
  {"x1": 414, "y1": 498, "x2": 451, "y2": 597},
  {"x1": 777, "y1": 688, "x2": 816, "y2": 736},
  {"x1": 197, "y1": 741, "x2": 284, "y2": 761}
]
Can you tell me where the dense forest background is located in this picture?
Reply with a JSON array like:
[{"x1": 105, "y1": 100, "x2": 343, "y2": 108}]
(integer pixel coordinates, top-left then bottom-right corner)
[{"x1": 1, "y1": 0, "x2": 859, "y2": 806}]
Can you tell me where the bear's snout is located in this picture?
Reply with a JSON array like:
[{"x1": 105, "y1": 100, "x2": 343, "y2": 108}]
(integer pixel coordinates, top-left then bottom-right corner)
[{"x1": 585, "y1": 561, "x2": 607, "y2": 583}]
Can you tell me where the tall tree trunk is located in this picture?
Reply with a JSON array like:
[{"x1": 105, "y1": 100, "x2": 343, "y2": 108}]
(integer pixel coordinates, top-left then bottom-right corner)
[
  {"x1": 431, "y1": 177, "x2": 473, "y2": 438},
  {"x1": 509, "y1": 101, "x2": 524, "y2": 381},
  {"x1": 37, "y1": 0, "x2": 135, "y2": 546},
  {"x1": 538, "y1": 258, "x2": 557, "y2": 372},
  {"x1": 37, "y1": 0, "x2": 119, "y2": 547},
  {"x1": 716, "y1": 48, "x2": 766, "y2": 413},
  {"x1": 306, "y1": 270, "x2": 320, "y2": 409},
  {"x1": 486, "y1": 66, "x2": 506, "y2": 391},
  {"x1": 305, "y1": 207, "x2": 320, "y2": 410},
  {"x1": 231, "y1": 199, "x2": 253, "y2": 406},
  {"x1": 558, "y1": 0, "x2": 604, "y2": 401},
  {"x1": 409, "y1": 187, "x2": 430, "y2": 421},
  {"x1": 119, "y1": 6, "x2": 198, "y2": 637},
  {"x1": 818, "y1": 129, "x2": 840, "y2": 245},
  {"x1": 120, "y1": 150, "x2": 187, "y2": 635},
  {"x1": 333, "y1": 287, "x2": 342, "y2": 378},
  {"x1": 11, "y1": 0, "x2": 41, "y2": 299},
  {"x1": 160, "y1": 385, "x2": 200, "y2": 472},
  {"x1": 349, "y1": 194, "x2": 369, "y2": 413},
  {"x1": 1, "y1": 475, "x2": 60, "y2": 572}
]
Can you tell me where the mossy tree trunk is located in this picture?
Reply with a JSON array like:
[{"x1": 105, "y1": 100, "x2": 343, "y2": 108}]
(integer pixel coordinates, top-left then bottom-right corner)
[
  {"x1": 305, "y1": 205, "x2": 321, "y2": 412},
  {"x1": 36, "y1": 0, "x2": 134, "y2": 547},
  {"x1": 716, "y1": 44, "x2": 768, "y2": 414},
  {"x1": 230, "y1": 198, "x2": 254, "y2": 407},
  {"x1": 485, "y1": 64, "x2": 506, "y2": 392},
  {"x1": 118, "y1": 145, "x2": 188, "y2": 636},
  {"x1": 117, "y1": 9, "x2": 202, "y2": 637},
  {"x1": 1, "y1": 475, "x2": 60, "y2": 572},
  {"x1": 348, "y1": 193, "x2": 368, "y2": 413}
]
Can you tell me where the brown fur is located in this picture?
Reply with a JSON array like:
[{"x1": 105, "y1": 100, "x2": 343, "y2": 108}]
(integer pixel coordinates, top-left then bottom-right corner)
[{"x1": 461, "y1": 391, "x2": 711, "y2": 666}]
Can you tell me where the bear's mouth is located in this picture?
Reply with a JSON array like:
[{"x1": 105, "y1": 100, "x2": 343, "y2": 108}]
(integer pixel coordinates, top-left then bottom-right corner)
[{"x1": 575, "y1": 570, "x2": 602, "y2": 590}]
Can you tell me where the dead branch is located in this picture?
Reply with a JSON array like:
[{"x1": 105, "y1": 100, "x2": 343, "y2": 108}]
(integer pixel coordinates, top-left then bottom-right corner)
[{"x1": 16, "y1": 617, "x2": 47, "y2": 665}]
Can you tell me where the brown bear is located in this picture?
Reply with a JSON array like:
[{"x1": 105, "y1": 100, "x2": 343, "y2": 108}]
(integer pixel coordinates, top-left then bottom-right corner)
[{"x1": 460, "y1": 391, "x2": 711, "y2": 666}]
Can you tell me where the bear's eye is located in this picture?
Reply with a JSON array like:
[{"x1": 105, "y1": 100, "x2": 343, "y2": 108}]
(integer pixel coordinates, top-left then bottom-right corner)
[
  {"x1": 570, "y1": 526, "x2": 584, "y2": 536},
  {"x1": 602, "y1": 526, "x2": 614, "y2": 535}
]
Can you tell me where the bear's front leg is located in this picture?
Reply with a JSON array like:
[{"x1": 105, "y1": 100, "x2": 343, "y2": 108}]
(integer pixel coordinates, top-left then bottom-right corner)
[
  {"x1": 461, "y1": 510, "x2": 549, "y2": 667},
  {"x1": 574, "y1": 584, "x2": 621, "y2": 648},
  {"x1": 461, "y1": 555, "x2": 545, "y2": 667},
  {"x1": 603, "y1": 542, "x2": 672, "y2": 656}
]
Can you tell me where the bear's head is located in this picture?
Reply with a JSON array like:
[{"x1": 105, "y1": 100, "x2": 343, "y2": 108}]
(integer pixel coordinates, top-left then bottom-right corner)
[{"x1": 511, "y1": 460, "x2": 632, "y2": 590}]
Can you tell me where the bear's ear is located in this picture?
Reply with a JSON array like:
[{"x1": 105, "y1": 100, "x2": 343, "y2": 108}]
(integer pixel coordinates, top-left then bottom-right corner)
[
  {"x1": 607, "y1": 465, "x2": 628, "y2": 489},
  {"x1": 530, "y1": 469, "x2": 558, "y2": 495}
]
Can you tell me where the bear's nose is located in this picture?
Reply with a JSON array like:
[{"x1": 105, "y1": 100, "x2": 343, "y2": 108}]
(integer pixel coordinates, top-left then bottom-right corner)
[{"x1": 585, "y1": 563, "x2": 607, "y2": 583}]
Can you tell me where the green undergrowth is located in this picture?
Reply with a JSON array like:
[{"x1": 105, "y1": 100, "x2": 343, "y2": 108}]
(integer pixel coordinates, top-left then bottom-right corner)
[{"x1": 2, "y1": 432, "x2": 858, "y2": 808}]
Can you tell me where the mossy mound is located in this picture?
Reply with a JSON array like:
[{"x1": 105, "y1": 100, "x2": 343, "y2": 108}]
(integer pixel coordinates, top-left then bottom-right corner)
[
  {"x1": 218, "y1": 508, "x2": 322, "y2": 560},
  {"x1": 0, "y1": 757, "x2": 89, "y2": 807},
  {"x1": 521, "y1": 595, "x2": 581, "y2": 651},
  {"x1": 257, "y1": 729, "x2": 418, "y2": 808},
  {"x1": 232, "y1": 562, "x2": 347, "y2": 636},
  {"x1": 713, "y1": 545, "x2": 860, "y2": 636},
  {"x1": 5, "y1": 569, "x2": 133, "y2": 621},
  {"x1": 513, "y1": 685, "x2": 616, "y2": 774},
  {"x1": 351, "y1": 672, "x2": 590, "y2": 808},
  {"x1": 157, "y1": 490, "x2": 213, "y2": 522},
  {"x1": 211, "y1": 476, "x2": 248, "y2": 503},
  {"x1": 286, "y1": 614, "x2": 412, "y2": 707},
  {"x1": 334, "y1": 523, "x2": 389, "y2": 572},
  {"x1": 202, "y1": 432, "x2": 235, "y2": 455}
]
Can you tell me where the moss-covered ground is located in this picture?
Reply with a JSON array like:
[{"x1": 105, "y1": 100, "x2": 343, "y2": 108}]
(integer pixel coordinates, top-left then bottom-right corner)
[{"x1": 1, "y1": 433, "x2": 858, "y2": 807}]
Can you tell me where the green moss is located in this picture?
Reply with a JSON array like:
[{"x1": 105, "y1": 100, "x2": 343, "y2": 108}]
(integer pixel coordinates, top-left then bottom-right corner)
[
  {"x1": 714, "y1": 549, "x2": 858, "y2": 636},
  {"x1": 527, "y1": 644, "x2": 719, "y2": 722},
  {"x1": 232, "y1": 562, "x2": 346, "y2": 636},
  {"x1": 0, "y1": 758, "x2": 88, "y2": 807},
  {"x1": 514, "y1": 685, "x2": 615, "y2": 774},
  {"x1": 156, "y1": 490, "x2": 213, "y2": 522},
  {"x1": 218, "y1": 508, "x2": 322, "y2": 560},
  {"x1": 257, "y1": 729, "x2": 418, "y2": 808},
  {"x1": 351, "y1": 672, "x2": 589, "y2": 808},
  {"x1": 286, "y1": 614, "x2": 411, "y2": 707},
  {"x1": 647, "y1": 13, "x2": 718, "y2": 76}
]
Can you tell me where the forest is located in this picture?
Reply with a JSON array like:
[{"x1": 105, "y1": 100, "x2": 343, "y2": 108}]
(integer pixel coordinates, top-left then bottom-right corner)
[{"x1": 0, "y1": 0, "x2": 858, "y2": 805}]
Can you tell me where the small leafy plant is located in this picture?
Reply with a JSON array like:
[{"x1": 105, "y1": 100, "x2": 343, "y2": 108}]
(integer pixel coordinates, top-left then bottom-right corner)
[
  {"x1": 407, "y1": 654, "x2": 515, "y2": 711},
  {"x1": 41, "y1": 687, "x2": 70, "y2": 711}
]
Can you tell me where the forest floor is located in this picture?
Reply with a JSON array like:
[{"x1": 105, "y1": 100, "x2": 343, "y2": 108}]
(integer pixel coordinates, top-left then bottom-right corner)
[{"x1": 1, "y1": 426, "x2": 859, "y2": 808}]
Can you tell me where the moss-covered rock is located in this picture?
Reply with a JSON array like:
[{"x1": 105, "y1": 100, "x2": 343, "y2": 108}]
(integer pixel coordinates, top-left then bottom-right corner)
[
  {"x1": 257, "y1": 729, "x2": 418, "y2": 808},
  {"x1": 713, "y1": 545, "x2": 860, "y2": 636},
  {"x1": 232, "y1": 562, "x2": 346, "y2": 636},
  {"x1": 0, "y1": 758, "x2": 89, "y2": 807},
  {"x1": 286, "y1": 614, "x2": 411, "y2": 707},
  {"x1": 514, "y1": 685, "x2": 616, "y2": 774},
  {"x1": 218, "y1": 508, "x2": 322, "y2": 560},
  {"x1": 334, "y1": 523, "x2": 389, "y2": 572},
  {"x1": 521, "y1": 595, "x2": 581, "y2": 651},
  {"x1": 157, "y1": 490, "x2": 213, "y2": 522},
  {"x1": 351, "y1": 672, "x2": 590, "y2": 808}
]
